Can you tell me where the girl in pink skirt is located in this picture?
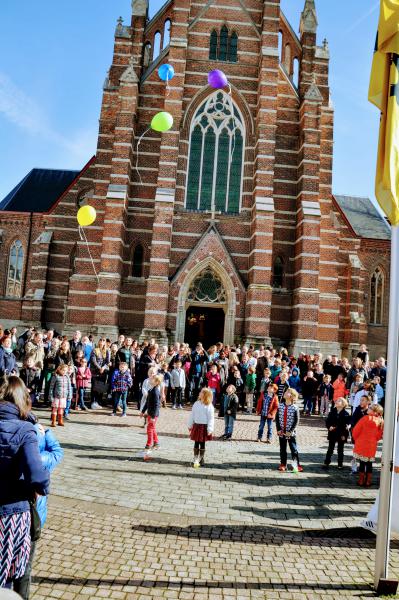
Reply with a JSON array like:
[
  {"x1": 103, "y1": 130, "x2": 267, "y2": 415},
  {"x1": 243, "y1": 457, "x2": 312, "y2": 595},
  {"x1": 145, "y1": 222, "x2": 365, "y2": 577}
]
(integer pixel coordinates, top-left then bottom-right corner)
[{"x1": 188, "y1": 387, "x2": 215, "y2": 468}]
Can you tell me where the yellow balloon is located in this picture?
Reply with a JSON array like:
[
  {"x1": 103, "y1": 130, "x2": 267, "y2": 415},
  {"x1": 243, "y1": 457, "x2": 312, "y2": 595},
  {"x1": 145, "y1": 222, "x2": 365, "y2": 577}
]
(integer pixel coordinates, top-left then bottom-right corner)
[{"x1": 77, "y1": 205, "x2": 96, "y2": 227}]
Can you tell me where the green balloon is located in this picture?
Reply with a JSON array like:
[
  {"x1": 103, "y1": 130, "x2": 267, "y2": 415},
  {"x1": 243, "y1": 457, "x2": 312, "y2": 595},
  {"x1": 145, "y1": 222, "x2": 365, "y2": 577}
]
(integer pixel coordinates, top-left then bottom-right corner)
[{"x1": 151, "y1": 111, "x2": 173, "y2": 132}]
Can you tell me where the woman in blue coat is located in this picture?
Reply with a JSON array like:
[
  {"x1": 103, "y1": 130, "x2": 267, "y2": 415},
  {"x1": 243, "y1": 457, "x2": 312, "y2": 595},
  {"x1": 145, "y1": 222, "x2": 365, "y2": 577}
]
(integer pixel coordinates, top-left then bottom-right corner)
[
  {"x1": 0, "y1": 376, "x2": 49, "y2": 591},
  {"x1": 13, "y1": 419, "x2": 63, "y2": 599}
]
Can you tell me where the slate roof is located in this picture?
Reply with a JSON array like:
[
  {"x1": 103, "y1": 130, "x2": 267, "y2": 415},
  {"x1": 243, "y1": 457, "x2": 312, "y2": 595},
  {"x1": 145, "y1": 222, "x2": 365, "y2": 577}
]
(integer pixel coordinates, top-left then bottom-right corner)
[
  {"x1": 0, "y1": 168, "x2": 80, "y2": 213},
  {"x1": 334, "y1": 195, "x2": 391, "y2": 240}
]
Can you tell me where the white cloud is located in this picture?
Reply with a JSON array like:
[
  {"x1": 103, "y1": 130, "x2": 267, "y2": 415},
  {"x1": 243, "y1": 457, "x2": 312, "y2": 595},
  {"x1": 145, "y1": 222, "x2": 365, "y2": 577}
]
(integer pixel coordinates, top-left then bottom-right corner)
[
  {"x1": 0, "y1": 72, "x2": 49, "y2": 135},
  {"x1": 0, "y1": 71, "x2": 97, "y2": 164}
]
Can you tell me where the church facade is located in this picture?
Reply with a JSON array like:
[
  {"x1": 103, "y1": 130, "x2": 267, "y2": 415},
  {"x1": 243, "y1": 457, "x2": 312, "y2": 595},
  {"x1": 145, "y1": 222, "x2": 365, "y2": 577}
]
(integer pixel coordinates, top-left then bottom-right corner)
[{"x1": 0, "y1": 0, "x2": 391, "y2": 357}]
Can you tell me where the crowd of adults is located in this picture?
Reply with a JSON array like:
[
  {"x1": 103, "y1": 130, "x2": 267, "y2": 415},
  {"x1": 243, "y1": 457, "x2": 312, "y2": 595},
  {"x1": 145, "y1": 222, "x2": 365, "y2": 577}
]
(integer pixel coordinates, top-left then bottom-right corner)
[
  {"x1": 0, "y1": 323, "x2": 388, "y2": 598},
  {"x1": 0, "y1": 325, "x2": 387, "y2": 414}
]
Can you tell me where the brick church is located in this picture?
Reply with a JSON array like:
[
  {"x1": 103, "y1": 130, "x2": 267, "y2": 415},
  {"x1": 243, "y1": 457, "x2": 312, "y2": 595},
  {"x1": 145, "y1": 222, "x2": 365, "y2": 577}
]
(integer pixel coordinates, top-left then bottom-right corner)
[{"x1": 0, "y1": 0, "x2": 391, "y2": 357}]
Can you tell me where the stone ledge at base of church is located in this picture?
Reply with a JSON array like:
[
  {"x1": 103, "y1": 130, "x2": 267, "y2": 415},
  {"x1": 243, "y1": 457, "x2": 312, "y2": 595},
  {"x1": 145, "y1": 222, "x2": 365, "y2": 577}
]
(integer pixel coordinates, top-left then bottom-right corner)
[{"x1": 139, "y1": 328, "x2": 169, "y2": 346}]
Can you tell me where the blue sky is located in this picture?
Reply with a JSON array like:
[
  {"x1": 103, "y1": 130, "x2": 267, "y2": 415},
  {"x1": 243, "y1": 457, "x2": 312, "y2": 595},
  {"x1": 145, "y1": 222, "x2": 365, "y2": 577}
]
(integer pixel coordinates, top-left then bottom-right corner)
[{"x1": 0, "y1": 0, "x2": 380, "y2": 202}]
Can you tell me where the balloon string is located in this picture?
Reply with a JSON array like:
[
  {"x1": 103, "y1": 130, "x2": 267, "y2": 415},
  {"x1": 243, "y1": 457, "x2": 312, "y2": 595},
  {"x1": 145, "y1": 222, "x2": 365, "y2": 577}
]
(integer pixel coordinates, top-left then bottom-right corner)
[
  {"x1": 79, "y1": 226, "x2": 99, "y2": 282},
  {"x1": 165, "y1": 73, "x2": 170, "y2": 97},
  {"x1": 135, "y1": 127, "x2": 150, "y2": 184}
]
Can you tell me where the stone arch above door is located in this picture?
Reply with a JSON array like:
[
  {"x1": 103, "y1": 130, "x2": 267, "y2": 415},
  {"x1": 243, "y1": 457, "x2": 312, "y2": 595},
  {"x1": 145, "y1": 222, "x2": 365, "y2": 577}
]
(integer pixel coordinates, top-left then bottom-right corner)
[
  {"x1": 169, "y1": 224, "x2": 246, "y2": 344},
  {"x1": 174, "y1": 256, "x2": 237, "y2": 346}
]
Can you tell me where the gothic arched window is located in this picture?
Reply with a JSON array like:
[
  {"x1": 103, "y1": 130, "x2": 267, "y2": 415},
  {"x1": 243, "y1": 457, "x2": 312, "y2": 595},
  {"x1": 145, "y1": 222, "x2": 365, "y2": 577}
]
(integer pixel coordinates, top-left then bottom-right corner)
[
  {"x1": 370, "y1": 267, "x2": 384, "y2": 324},
  {"x1": 229, "y1": 32, "x2": 238, "y2": 62},
  {"x1": 185, "y1": 91, "x2": 244, "y2": 214},
  {"x1": 219, "y1": 25, "x2": 228, "y2": 61},
  {"x1": 132, "y1": 244, "x2": 144, "y2": 278},
  {"x1": 209, "y1": 30, "x2": 218, "y2": 60},
  {"x1": 272, "y1": 256, "x2": 284, "y2": 289},
  {"x1": 153, "y1": 31, "x2": 161, "y2": 61},
  {"x1": 6, "y1": 240, "x2": 24, "y2": 297},
  {"x1": 163, "y1": 19, "x2": 171, "y2": 48},
  {"x1": 292, "y1": 57, "x2": 300, "y2": 88}
]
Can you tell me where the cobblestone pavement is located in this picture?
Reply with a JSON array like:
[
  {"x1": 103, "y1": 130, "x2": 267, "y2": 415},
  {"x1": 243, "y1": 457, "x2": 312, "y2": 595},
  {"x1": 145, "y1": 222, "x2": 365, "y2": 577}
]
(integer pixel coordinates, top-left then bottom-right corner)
[{"x1": 30, "y1": 404, "x2": 399, "y2": 599}]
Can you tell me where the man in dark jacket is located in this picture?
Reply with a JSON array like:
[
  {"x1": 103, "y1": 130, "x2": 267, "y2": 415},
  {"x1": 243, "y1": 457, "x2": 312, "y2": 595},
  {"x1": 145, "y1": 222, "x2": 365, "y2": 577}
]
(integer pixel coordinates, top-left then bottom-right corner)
[
  {"x1": 189, "y1": 343, "x2": 209, "y2": 402},
  {"x1": 69, "y1": 331, "x2": 83, "y2": 361}
]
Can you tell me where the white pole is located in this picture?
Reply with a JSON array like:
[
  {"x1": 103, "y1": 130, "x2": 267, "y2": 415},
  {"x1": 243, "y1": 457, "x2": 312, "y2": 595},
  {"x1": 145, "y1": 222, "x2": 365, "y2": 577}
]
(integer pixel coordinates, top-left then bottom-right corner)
[{"x1": 374, "y1": 225, "x2": 399, "y2": 589}]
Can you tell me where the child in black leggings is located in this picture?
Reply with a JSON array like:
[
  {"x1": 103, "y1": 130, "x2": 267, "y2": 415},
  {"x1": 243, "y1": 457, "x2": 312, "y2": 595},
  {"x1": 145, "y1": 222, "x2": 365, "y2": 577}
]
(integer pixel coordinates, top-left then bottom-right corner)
[{"x1": 188, "y1": 388, "x2": 215, "y2": 468}]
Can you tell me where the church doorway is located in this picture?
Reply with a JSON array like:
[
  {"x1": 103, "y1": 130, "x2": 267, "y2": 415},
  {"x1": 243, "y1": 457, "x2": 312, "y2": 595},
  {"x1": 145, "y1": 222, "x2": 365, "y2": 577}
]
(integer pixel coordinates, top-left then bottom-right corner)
[{"x1": 184, "y1": 306, "x2": 225, "y2": 349}]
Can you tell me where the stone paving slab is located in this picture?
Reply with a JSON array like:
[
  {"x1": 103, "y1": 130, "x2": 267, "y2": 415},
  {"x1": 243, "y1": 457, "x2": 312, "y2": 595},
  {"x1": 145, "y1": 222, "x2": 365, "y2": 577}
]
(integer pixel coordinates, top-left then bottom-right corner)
[{"x1": 29, "y1": 405, "x2": 398, "y2": 599}]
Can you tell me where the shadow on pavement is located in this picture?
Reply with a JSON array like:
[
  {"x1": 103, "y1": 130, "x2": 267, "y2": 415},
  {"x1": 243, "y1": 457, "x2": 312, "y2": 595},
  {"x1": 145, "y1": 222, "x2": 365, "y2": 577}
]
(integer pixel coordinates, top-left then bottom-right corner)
[
  {"x1": 130, "y1": 523, "x2": 385, "y2": 549},
  {"x1": 31, "y1": 575, "x2": 374, "y2": 594}
]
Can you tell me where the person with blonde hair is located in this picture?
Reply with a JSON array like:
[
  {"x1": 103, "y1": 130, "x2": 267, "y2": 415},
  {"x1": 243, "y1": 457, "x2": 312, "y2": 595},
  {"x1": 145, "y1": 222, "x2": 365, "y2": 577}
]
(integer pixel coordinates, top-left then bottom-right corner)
[
  {"x1": 352, "y1": 403, "x2": 384, "y2": 487},
  {"x1": 188, "y1": 387, "x2": 215, "y2": 468},
  {"x1": 276, "y1": 388, "x2": 303, "y2": 472}
]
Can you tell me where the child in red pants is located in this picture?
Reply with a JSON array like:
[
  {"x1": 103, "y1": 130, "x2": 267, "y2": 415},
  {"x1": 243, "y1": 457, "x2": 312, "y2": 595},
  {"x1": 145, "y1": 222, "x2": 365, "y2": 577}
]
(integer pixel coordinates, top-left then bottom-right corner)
[{"x1": 140, "y1": 374, "x2": 163, "y2": 451}]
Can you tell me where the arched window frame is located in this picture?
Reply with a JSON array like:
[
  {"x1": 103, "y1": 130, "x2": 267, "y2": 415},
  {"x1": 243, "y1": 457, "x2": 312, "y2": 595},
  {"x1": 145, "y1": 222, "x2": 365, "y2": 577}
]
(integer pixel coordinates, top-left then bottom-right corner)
[
  {"x1": 132, "y1": 243, "x2": 144, "y2": 279},
  {"x1": 76, "y1": 187, "x2": 93, "y2": 209},
  {"x1": 292, "y1": 57, "x2": 300, "y2": 88},
  {"x1": 369, "y1": 267, "x2": 384, "y2": 325},
  {"x1": 284, "y1": 43, "x2": 292, "y2": 75},
  {"x1": 143, "y1": 42, "x2": 152, "y2": 68},
  {"x1": 228, "y1": 31, "x2": 238, "y2": 62},
  {"x1": 185, "y1": 90, "x2": 245, "y2": 215},
  {"x1": 219, "y1": 25, "x2": 229, "y2": 61},
  {"x1": 153, "y1": 31, "x2": 162, "y2": 61},
  {"x1": 209, "y1": 29, "x2": 218, "y2": 60},
  {"x1": 163, "y1": 19, "x2": 171, "y2": 48},
  {"x1": 6, "y1": 239, "x2": 24, "y2": 298},
  {"x1": 272, "y1": 256, "x2": 284, "y2": 289}
]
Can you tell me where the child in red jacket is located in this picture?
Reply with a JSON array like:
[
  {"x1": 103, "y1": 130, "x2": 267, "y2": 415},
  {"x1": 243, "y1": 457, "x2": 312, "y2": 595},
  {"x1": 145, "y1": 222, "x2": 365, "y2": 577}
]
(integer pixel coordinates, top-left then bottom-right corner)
[
  {"x1": 256, "y1": 383, "x2": 279, "y2": 443},
  {"x1": 352, "y1": 403, "x2": 384, "y2": 487},
  {"x1": 206, "y1": 364, "x2": 221, "y2": 406},
  {"x1": 75, "y1": 358, "x2": 92, "y2": 410}
]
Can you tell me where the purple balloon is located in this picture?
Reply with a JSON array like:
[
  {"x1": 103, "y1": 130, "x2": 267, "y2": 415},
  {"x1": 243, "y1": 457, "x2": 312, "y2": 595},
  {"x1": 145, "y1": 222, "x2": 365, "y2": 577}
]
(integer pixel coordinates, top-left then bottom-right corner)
[{"x1": 208, "y1": 69, "x2": 228, "y2": 89}]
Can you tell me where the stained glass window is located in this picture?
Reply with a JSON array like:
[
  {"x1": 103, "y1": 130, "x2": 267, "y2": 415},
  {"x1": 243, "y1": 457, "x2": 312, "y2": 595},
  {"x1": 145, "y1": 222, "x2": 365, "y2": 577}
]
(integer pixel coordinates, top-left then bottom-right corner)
[
  {"x1": 187, "y1": 267, "x2": 227, "y2": 304},
  {"x1": 209, "y1": 28, "x2": 238, "y2": 62},
  {"x1": 209, "y1": 30, "x2": 218, "y2": 60},
  {"x1": 219, "y1": 26, "x2": 228, "y2": 61},
  {"x1": 6, "y1": 240, "x2": 24, "y2": 297},
  {"x1": 185, "y1": 91, "x2": 244, "y2": 214},
  {"x1": 370, "y1": 267, "x2": 384, "y2": 324},
  {"x1": 229, "y1": 32, "x2": 238, "y2": 62}
]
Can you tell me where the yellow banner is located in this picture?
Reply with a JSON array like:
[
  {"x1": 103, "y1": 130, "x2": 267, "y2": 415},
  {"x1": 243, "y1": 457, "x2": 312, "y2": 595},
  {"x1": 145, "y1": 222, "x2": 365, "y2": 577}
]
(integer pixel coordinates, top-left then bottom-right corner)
[{"x1": 370, "y1": 0, "x2": 399, "y2": 225}]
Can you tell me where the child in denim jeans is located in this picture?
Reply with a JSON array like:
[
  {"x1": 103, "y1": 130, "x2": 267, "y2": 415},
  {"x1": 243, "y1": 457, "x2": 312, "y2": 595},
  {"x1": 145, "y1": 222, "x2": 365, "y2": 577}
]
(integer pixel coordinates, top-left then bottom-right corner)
[
  {"x1": 222, "y1": 385, "x2": 239, "y2": 440},
  {"x1": 256, "y1": 383, "x2": 279, "y2": 443},
  {"x1": 111, "y1": 362, "x2": 133, "y2": 417}
]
